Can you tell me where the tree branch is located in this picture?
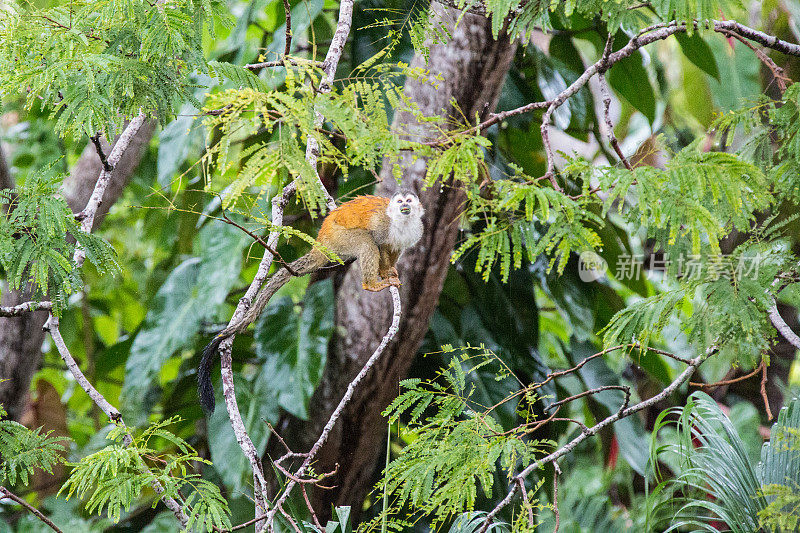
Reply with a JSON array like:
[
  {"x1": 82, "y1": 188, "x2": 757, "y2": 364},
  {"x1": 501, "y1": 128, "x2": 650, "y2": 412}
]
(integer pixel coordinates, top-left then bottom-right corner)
[
  {"x1": 769, "y1": 301, "x2": 800, "y2": 351},
  {"x1": 259, "y1": 286, "x2": 403, "y2": 530},
  {"x1": 216, "y1": 184, "x2": 300, "y2": 529},
  {"x1": 73, "y1": 114, "x2": 147, "y2": 266},
  {"x1": 0, "y1": 485, "x2": 63, "y2": 533},
  {"x1": 0, "y1": 300, "x2": 53, "y2": 317},
  {"x1": 301, "y1": 0, "x2": 353, "y2": 212},
  {"x1": 478, "y1": 345, "x2": 715, "y2": 531}
]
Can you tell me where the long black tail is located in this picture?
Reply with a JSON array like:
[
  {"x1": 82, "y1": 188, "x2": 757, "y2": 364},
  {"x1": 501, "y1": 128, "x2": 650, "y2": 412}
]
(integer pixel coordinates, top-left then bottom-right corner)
[
  {"x1": 196, "y1": 252, "x2": 323, "y2": 414},
  {"x1": 198, "y1": 334, "x2": 225, "y2": 414}
]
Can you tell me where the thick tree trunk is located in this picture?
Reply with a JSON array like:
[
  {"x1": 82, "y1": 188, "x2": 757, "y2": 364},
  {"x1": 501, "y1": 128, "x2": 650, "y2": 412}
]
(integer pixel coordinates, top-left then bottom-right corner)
[
  {"x1": 274, "y1": 3, "x2": 518, "y2": 518},
  {"x1": 0, "y1": 121, "x2": 156, "y2": 420}
]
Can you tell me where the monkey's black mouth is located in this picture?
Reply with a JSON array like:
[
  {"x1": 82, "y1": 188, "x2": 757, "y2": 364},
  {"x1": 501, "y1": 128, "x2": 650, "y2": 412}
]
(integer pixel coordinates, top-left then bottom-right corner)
[{"x1": 400, "y1": 205, "x2": 411, "y2": 214}]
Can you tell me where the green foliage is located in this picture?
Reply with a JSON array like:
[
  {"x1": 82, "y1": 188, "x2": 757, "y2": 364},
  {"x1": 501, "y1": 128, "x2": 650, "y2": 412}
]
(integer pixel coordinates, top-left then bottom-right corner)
[
  {"x1": 757, "y1": 398, "x2": 800, "y2": 531},
  {"x1": 0, "y1": 404, "x2": 68, "y2": 487},
  {"x1": 380, "y1": 351, "x2": 551, "y2": 528},
  {"x1": 0, "y1": 167, "x2": 118, "y2": 315},
  {"x1": 0, "y1": 0, "x2": 228, "y2": 139},
  {"x1": 448, "y1": 160, "x2": 603, "y2": 281},
  {"x1": 597, "y1": 144, "x2": 769, "y2": 256},
  {"x1": 60, "y1": 418, "x2": 231, "y2": 531},
  {"x1": 648, "y1": 393, "x2": 800, "y2": 532},
  {"x1": 120, "y1": 221, "x2": 248, "y2": 423},
  {"x1": 201, "y1": 59, "x2": 425, "y2": 217}
]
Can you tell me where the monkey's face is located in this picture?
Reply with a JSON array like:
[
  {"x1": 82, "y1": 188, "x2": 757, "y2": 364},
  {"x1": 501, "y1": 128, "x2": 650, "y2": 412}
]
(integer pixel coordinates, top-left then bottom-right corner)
[{"x1": 388, "y1": 192, "x2": 424, "y2": 220}]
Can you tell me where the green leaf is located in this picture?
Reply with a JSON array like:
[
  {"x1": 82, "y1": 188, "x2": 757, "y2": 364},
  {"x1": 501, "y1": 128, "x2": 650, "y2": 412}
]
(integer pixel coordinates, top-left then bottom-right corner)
[
  {"x1": 206, "y1": 374, "x2": 279, "y2": 490},
  {"x1": 252, "y1": 279, "x2": 334, "y2": 419},
  {"x1": 121, "y1": 222, "x2": 247, "y2": 423},
  {"x1": 676, "y1": 33, "x2": 720, "y2": 81},
  {"x1": 708, "y1": 37, "x2": 761, "y2": 112},
  {"x1": 607, "y1": 41, "x2": 656, "y2": 123}
]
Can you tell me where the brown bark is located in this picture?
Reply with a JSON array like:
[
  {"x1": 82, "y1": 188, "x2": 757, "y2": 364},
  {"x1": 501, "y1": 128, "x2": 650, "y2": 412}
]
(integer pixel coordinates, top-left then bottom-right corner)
[
  {"x1": 273, "y1": 4, "x2": 518, "y2": 518},
  {"x1": 0, "y1": 120, "x2": 156, "y2": 420}
]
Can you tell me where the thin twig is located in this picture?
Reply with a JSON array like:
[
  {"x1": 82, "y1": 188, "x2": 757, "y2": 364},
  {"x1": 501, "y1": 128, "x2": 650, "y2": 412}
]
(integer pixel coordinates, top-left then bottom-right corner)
[
  {"x1": 277, "y1": 505, "x2": 303, "y2": 533},
  {"x1": 245, "y1": 59, "x2": 325, "y2": 70},
  {"x1": 283, "y1": 0, "x2": 292, "y2": 59},
  {"x1": 0, "y1": 486, "x2": 64, "y2": 533},
  {"x1": 0, "y1": 300, "x2": 52, "y2": 316},
  {"x1": 516, "y1": 478, "x2": 534, "y2": 529},
  {"x1": 690, "y1": 360, "x2": 764, "y2": 389},
  {"x1": 598, "y1": 72, "x2": 633, "y2": 170},
  {"x1": 716, "y1": 28, "x2": 789, "y2": 94},
  {"x1": 552, "y1": 463, "x2": 561, "y2": 533},
  {"x1": 544, "y1": 385, "x2": 631, "y2": 413},
  {"x1": 89, "y1": 133, "x2": 113, "y2": 172},
  {"x1": 761, "y1": 361, "x2": 774, "y2": 421},
  {"x1": 217, "y1": 207, "x2": 298, "y2": 276},
  {"x1": 302, "y1": 485, "x2": 323, "y2": 530}
]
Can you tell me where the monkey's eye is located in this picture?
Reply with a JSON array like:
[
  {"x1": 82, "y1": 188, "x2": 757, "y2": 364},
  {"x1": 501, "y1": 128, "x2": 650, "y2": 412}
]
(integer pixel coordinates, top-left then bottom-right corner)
[{"x1": 397, "y1": 199, "x2": 402, "y2": 203}]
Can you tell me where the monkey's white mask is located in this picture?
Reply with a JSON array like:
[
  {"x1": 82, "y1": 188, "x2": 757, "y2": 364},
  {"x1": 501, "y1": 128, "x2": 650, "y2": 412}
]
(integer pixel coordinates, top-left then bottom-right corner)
[{"x1": 386, "y1": 191, "x2": 424, "y2": 250}]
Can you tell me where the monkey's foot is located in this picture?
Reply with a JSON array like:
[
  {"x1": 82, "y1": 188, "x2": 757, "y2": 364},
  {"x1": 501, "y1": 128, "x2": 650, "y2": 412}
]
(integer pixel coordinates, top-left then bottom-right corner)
[
  {"x1": 387, "y1": 276, "x2": 401, "y2": 287},
  {"x1": 363, "y1": 280, "x2": 391, "y2": 292}
]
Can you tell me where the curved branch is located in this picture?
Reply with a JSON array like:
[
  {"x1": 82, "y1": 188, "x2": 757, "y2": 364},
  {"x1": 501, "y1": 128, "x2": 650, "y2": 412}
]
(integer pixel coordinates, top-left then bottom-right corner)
[
  {"x1": 769, "y1": 302, "x2": 800, "y2": 351},
  {"x1": 0, "y1": 485, "x2": 63, "y2": 533},
  {"x1": 0, "y1": 300, "x2": 53, "y2": 317},
  {"x1": 259, "y1": 286, "x2": 403, "y2": 530}
]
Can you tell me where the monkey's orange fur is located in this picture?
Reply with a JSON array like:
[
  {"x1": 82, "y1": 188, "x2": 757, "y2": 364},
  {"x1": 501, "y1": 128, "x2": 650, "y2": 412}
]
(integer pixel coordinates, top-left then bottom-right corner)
[
  {"x1": 197, "y1": 191, "x2": 424, "y2": 413},
  {"x1": 317, "y1": 195, "x2": 389, "y2": 238}
]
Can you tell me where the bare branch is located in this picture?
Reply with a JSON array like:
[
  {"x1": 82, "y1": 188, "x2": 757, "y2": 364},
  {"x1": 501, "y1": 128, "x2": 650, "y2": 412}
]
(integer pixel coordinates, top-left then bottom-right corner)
[
  {"x1": 761, "y1": 361, "x2": 774, "y2": 421},
  {"x1": 544, "y1": 385, "x2": 631, "y2": 413},
  {"x1": 45, "y1": 316, "x2": 125, "y2": 428},
  {"x1": 244, "y1": 59, "x2": 325, "y2": 70},
  {"x1": 716, "y1": 28, "x2": 789, "y2": 94},
  {"x1": 516, "y1": 478, "x2": 534, "y2": 529},
  {"x1": 0, "y1": 300, "x2": 53, "y2": 317},
  {"x1": 0, "y1": 485, "x2": 64, "y2": 533},
  {"x1": 283, "y1": 0, "x2": 292, "y2": 59},
  {"x1": 552, "y1": 463, "x2": 561, "y2": 533},
  {"x1": 89, "y1": 133, "x2": 113, "y2": 172},
  {"x1": 260, "y1": 286, "x2": 403, "y2": 530},
  {"x1": 74, "y1": 114, "x2": 147, "y2": 267},
  {"x1": 598, "y1": 72, "x2": 633, "y2": 170},
  {"x1": 769, "y1": 302, "x2": 800, "y2": 351}
]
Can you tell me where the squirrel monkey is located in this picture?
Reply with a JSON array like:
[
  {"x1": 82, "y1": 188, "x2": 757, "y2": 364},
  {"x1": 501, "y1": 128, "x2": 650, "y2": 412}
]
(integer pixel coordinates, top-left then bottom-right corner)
[{"x1": 197, "y1": 191, "x2": 424, "y2": 413}]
